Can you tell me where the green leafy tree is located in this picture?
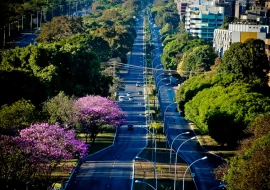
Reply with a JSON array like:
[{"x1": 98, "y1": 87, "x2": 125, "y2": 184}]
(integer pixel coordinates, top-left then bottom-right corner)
[
  {"x1": 122, "y1": 0, "x2": 142, "y2": 13},
  {"x1": 175, "y1": 72, "x2": 252, "y2": 114},
  {"x1": 162, "y1": 35, "x2": 206, "y2": 70},
  {"x1": 178, "y1": 45, "x2": 217, "y2": 77},
  {"x1": 224, "y1": 133, "x2": 270, "y2": 190},
  {"x1": 149, "y1": 121, "x2": 163, "y2": 141},
  {"x1": 0, "y1": 100, "x2": 36, "y2": 135},
  {"x1": 36, "y1": 16, "x2": 84, "y2": 43},
  {"x1": 42, "y1": 92, "x2": 78, "y2": 127},
  {"x1": 184, "y1": 82, "x2": 270, "y2": 146},
  {"x1": 220, "y1": 39, "x2": 269, "y2": 83},
  {"x1": 0, "y1": 70, "x2": 48, "y2": 106}
]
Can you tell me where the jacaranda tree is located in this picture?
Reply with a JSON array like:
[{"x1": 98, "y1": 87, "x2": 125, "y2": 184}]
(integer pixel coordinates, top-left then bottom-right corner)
[
  {"x1": 0, "y1": 123, "x2": 88, "y2": 188},
  {"x1": 73, "y1": 95, "x2": 126, "y2": 143}
]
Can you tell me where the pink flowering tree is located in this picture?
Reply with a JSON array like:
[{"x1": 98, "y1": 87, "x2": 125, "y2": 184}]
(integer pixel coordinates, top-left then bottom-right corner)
[
  {"x1": 0, "y1": 123, "x2": 88, "y2": 187},
  {"x1": 73, "y1": 95, "x2": 126, "y2": 143}
]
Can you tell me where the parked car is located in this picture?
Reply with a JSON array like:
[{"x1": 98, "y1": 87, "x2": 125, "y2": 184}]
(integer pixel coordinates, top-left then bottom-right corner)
[{"x1": 127, "y1": 124, "x2": 134, "y2": 130}]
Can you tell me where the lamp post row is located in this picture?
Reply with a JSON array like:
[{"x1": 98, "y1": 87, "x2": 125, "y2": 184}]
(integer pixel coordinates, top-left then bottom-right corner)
[{"x1": 135, "y1": 11, "x2": 209, "y2": 190}]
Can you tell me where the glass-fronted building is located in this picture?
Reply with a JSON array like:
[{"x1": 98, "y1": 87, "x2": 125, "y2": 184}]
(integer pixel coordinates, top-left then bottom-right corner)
[{"x1": 185, "y1": 2, "x2": 224, "y2": 43}]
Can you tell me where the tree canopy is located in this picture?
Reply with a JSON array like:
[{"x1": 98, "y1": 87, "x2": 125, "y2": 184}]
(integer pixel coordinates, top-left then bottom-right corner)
[
  {"x1": 73, "y1": 95, "x2": 126, "y2": 143},
  {"x1": 177, "y1": 45, "x2": 217, "y2": 77},
  {"x1": 184, "y1": 82, "x2": 270, "y2": 146},
  {"x1": 224, "y1": 132, "x2": 270, "y2": 190},
  {"x1": 0, "y1": 123, "x2": 87, "y2": 188},
  {"x1": 0, "y1": 99, "x2": 36, "y2": 135},
  {"x1": 220, "y1": 39, "x2": 269, "y2": 83},
  {"x1": 36, "y1": 16, "x2": 84, "y2": 43},
  {"x1": 161, "y1": 35, "x2": 207, "y2": 70}
]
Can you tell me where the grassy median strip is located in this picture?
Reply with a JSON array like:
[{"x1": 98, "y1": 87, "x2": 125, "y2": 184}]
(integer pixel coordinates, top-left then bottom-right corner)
[{"x1": 134, "y1": 135, "x2": 196, "y2": 190}]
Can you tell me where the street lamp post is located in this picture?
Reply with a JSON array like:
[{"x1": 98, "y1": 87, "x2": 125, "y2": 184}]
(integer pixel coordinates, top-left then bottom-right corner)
[
  {"x1": 37, "y1": 11, "x2": 39, "y2": 29},
  {"x1": 164, "y1": 102, "x2": 177, "y2": 119},
  {"x1": 182, "y1": 156, "x2": 208, "y2": 190},
  {"x1": 158, "y1": 83, "x2": 170, "y2": 97},
  {"x1": 174, "y1": 136, "x2": 196, "y2": 190},
  {"x1": 154, "y1": 64, "x2": 163, "y2": 79},
  {"x1": 135, "y1": 180, "x2": 156, "y2": 190},
  {"x1": 140, "y1": 126, "x2": 157, "y2": 189},
  {"x1": 135, "y1": 157, "x2": 157, "y2": 190},
  {"x1": 157, "y1": 83, "x2": 170, "y2": 109},
  {"x1": 156, "y1": 72, "x2": 164, "y2": 81},
  {"x1": 3, "y1": 26, "x2": 5, "y2": 48},
  {"x1": 169, "y1": 132, "x2": 190, "y2": 172},
  {"x1": 156, "y1": 78, "x2": 167, "y2": 88},
  {"x1": 22, "y1": 15, "x2": 24, "y2": 30},
  {"x1": 152, "y1": 55, "x2": 161, "y2": 75}
]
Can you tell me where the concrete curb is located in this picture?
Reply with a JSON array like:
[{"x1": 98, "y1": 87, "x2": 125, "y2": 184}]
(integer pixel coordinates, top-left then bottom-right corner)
[
  {"x1": 189, "y1": 123, "x2": 225, "y2": 161},
  {"x1": 64, "y1": 126, "x2": 119, "y2": 189}
]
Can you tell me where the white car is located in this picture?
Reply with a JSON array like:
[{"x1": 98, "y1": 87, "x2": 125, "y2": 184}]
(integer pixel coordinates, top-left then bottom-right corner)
[
  {"x1": 136, "y1": 82, "x2": 140, "y2": 87},
  {"x1": 119, "y1": 96, "x2": 125, "y2": 102},
  {"x1": 138, "y1": 91, "x2": 142, "y2": 95},
  {"x1": 126, "y1": 92, "x2": 132, "y2": 96},
  {"x1": 128, "y1": 96, "x2": 134, "y2": 101}
]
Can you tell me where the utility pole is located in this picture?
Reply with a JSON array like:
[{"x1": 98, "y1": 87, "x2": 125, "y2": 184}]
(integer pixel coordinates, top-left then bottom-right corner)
[
  {"x1": 40, "y1": 10, "x2": 42, "y2": 28},
  {"x1": 113, "y1": 60, "x2": 116, "y2": 77},
  {"x1": 3, "y1": 26, "x2": 5, "y2": 48},
  {"x1": 37, "y1": 11, "x2": 39, "y2": 29},
  {"x1": 22, "y1": 15, "x2": 24, "y2": 30},
  {"x1": 76, "y1": 2, "x2": 78, "y2": 16},
  {"x1": 69, "y1": 3, "x2": 71, "y2": 17},
  {"x1": 31, "y1": 14, "x2": 33, "y2": 31}
]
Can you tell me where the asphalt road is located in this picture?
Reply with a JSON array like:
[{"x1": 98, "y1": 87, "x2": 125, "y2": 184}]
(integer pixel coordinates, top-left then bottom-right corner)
[
  {"x1": 148, "y1": 16, "x2": 225, "y2": 190},
  {"x1": 66, "y1": 15, "x2": 148, "y2": 190},
  {"x1": 9, "y1": 33, "x2": 38, "y2": 49}
]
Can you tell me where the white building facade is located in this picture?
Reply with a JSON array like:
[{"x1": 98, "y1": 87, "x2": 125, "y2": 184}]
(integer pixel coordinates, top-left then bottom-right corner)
[
  {"x1": 185, "y1": 3, "x2": 224, "y2": 42},
  {"x1": 213, "y1": 24, "x2": 269, "y2": 57}
]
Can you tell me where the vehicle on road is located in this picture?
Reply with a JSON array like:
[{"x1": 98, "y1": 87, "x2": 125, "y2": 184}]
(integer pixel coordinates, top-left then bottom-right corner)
[
  {"x1": 128, "y1": 96, "x2": 134, "y2": 101},
  {"x1": 136, "y1": 82, "x2": 140, "y2": 87},
  {"x1": 127, "y1": 124, "x2": 134, "y2": 130},
  {"x1": 119, "y1": 96, "x2": 125, "y2": 102},
  {"x1": 138, "y1": 90, "x2": 142, "y2": 95},
  {"x1": 126, "y1": 92, "x2": 132, "y2": 96}
]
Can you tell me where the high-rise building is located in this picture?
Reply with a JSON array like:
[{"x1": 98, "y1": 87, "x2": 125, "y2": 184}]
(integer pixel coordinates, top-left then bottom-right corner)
[{"x1": 185, "y1": 2, "x2": 224, "y2": 42}]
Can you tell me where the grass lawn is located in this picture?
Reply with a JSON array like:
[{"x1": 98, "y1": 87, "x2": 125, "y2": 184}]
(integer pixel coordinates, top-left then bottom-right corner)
[
  {"x1": 134, "y1": 135, "x2": 196, "y2": 190},
  {"x1": 190, "y1": 123, "x2": 238, "y2": 159}
]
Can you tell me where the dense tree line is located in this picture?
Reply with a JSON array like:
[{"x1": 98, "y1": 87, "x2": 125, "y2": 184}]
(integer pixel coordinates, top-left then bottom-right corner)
[
  {"x1": 0, "y1": 0, "x2": 139, "y2": 188},
  {"x1": 176, "y1": 39, "x2": 270, "y2": 147},
  {"x1": 215, "y1": 114, "x2": 270, "y2": 190}
]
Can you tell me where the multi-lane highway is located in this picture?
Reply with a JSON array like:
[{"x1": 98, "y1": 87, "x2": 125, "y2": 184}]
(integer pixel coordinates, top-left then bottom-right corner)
[
  {"x1": 66, "y1": 14, "x2": 148, "y2": 190},
  {"x1": 66, "y1": 9, "x2": 224, "y2": 190},
  {"x1": 148, "y1": 14, "x2": 225, "y2": 190}
]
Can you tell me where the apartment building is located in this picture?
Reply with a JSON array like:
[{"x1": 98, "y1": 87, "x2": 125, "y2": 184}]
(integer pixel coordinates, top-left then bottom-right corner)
[
  {"x1": 185, "y1": 2, "x2": 224, "y2": 42},
  {"x1": 175, "y1": 0, "x2": 198, "y2": 21},
  {"x1": 213, "y1": 23, "x2": 269, "y2": 57}
]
